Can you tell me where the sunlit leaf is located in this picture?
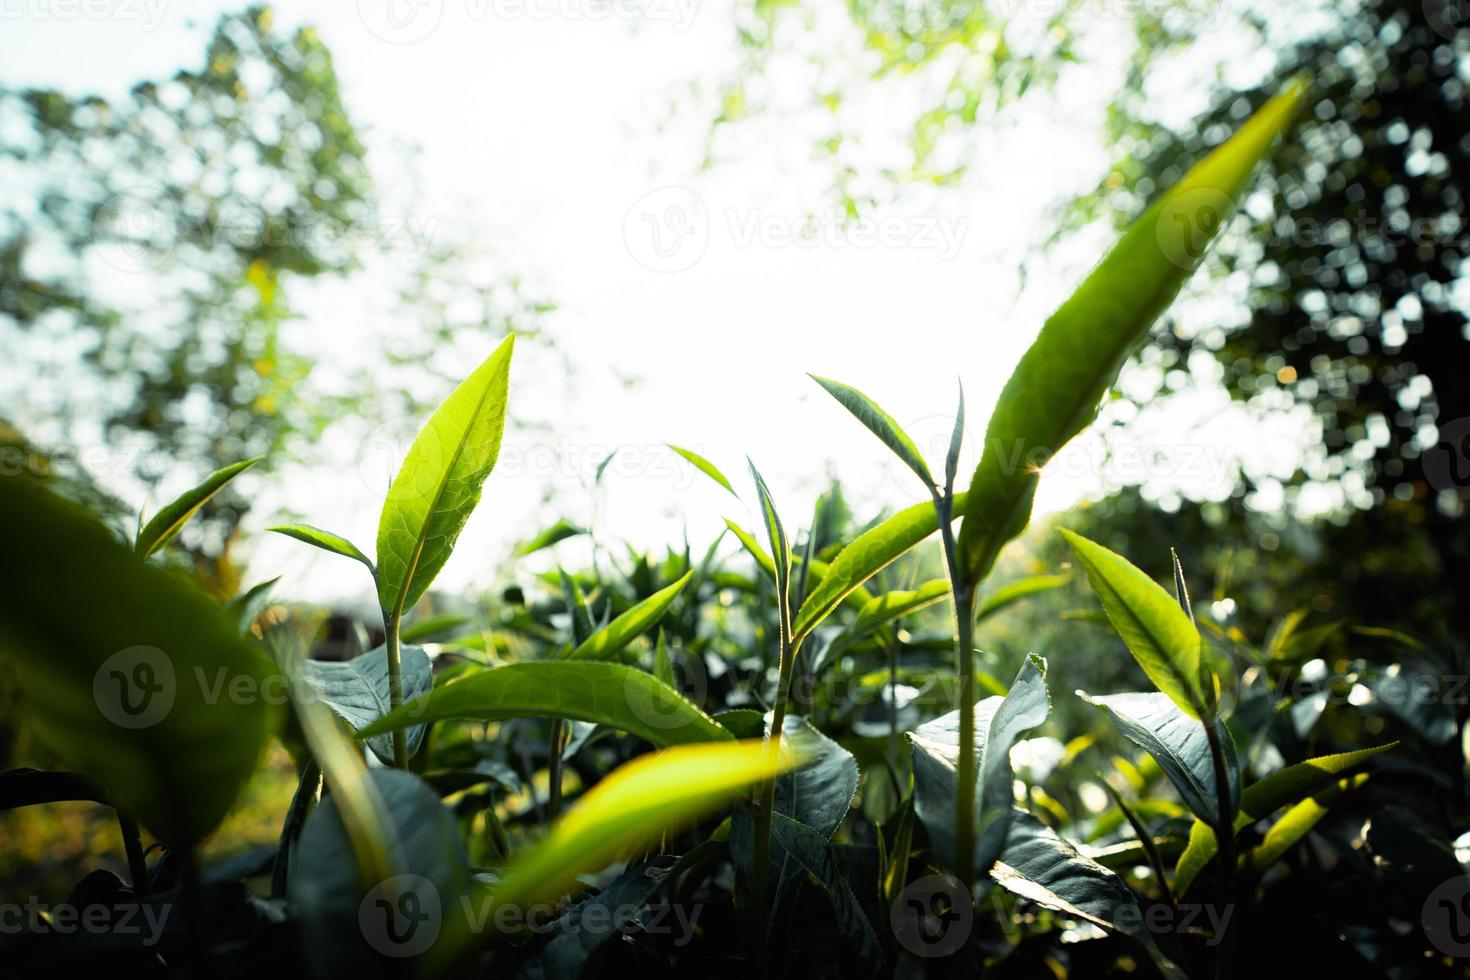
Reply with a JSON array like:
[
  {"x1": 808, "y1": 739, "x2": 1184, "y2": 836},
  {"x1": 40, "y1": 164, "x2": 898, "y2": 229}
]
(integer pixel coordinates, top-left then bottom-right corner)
[
  {"x1": 669, "y1": 444, "x2": 738, "y2": 497},
  {"x1": 1247, "y1": 774, "x2": 1370, "y2": 873},
  {"x1": 490, "y1": 740, "x2": 797, "y2": 911},
  {"x1": 270, "y1": 522, "x2": 376, "y2": 575},
  {"x1": 810, "y1": 374, "x2": 933, "y2": 490},
  {"x1": 974, "y1": 572, "x2": 1069, "y2": 624},
  {"x1": 793, "y1": 492, "x2": 967, "y2": 645},
  {"x1": 1172, "y1": 742, "x2": 1396, "y2": 894},
  {"x1": 958, "y1": 82, "x2": 1305, "y2": 587},
  {"x1": 359, "y1": 661, "x2": 731, "y2": 747},
  {"x1": 569, "y1": 571, "x2": 693, "y2": 661},
  {"x1": 514, "y1": 518, "x2": 588, "y2": 556},
  {"x1": 1061, "y1": 529, "x2": 1214, "y2": 720},
  {"x1": 377, "y1": 334, "x2": 514, "y2": 621},
  {"x1": 136, "y1": 456, "x2": 262, "y2": 558}
]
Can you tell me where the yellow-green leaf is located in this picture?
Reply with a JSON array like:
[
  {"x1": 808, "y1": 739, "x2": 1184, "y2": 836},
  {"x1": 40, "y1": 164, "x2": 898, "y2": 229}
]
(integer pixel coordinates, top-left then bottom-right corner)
[
  {"x1": 569, "y1": 571, "x2": 693, "y2": 661},
  {"x1": 377, "y1": 335, "x2": 514, "y2": 620},
  {"x1": 958, "y1": 81, "x2": 1305, "y2": 588},
  {"x1": 491, "y1": 740, "x2": 797, "y2": 912},
  {"x1": 1061, "y1": 529, "x2": 1213, "y2": 720}
]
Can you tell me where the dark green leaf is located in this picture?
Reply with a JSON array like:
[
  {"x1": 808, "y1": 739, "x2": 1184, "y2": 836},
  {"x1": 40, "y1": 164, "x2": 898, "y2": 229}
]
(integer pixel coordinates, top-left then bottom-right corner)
[
  {"x1": 1079, "y1": 691, "x2": 1239, "y2": 825},
  {"x1": 300, "y1": 646, "x2": 434, "y2": 765},
  {"x1": 909, "y1": 654, "x2": 1049, "y2": 876}
]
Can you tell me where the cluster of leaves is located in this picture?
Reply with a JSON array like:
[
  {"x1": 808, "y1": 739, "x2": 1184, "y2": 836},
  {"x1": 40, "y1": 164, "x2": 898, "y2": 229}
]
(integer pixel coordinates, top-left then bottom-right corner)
[{"x1": 0, "y1": 77, "x2": 1460, "y2": 979}]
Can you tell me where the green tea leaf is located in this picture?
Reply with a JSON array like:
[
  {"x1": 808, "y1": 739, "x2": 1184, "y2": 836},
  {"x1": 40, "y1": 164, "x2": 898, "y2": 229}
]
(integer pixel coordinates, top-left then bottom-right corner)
[
  {"x1": 291, "y1": 768, "x2": 469, "y2": 975},
  {"x1": 270, "y1": 523, "x2": 376, "y2": 576},
  {"x1": 514, "y1": 518, "x2": 588, "y2": 556},
  {"x1": 776, "y1": 716, "x2": 859, "y2": 839},
  {"x1": 1061, "y1": 530, "x2": 1213, "y2": 720},
  {"x1": 358, "y1": 661, "x2": 731, "y2": 747},
  {"x1": 558, "y1": 568, "x2": 597, "y2": 646},
  {"x1": 810, "y1": 374, "x2": 933, "y2": 490},
  {"x1": 974, "y1": 573, "x2": 1070, "y2": 624},
  {"x1": 0, "y1": 479, "x2": 277, "y2": 845},
  {"x1": 748, "y1": 460, "x2": 791, "y2": 625},
  {"x1": 944, "y1": 382, "x2": 965, "y2": 494},
  {"x1": 957, "y1": 82, "x2": 1305, "y2": 587},
  {"x1": 223, "y1": 577, "x2": 279, "y2": 636},
  {"x1": 1079, "y1": 691, "x2": 1239, "y2": 825},
  {"x1": 377, "y1": 334, "x2": 514, "y2": 621},
  {"x1": 831, "y1": 579, "x2": 951, "y2": 654},
  {"x1": 725, "y1": 519, "x2": 874, "y2": 610},
  {"x1": 491, "y1": 740, "x2": 797, "y2": 911},
  {"x1": 400, "y1": 613, "x2": 470, "y2": 644},
  {"x1": 300, "y1": 646, "x2": 435, "y2": 765},
  {"x1": 1172, "y1": 742, "x2": 1396, "y2": 895},
  {"x1": 992, "y1": 808, "x2": 1139, "y2": 932},
  {"x1": 135, "y1": 456, "x2": 262, "y2": 558},
  {"x1": 669, "y1": 444, "x2": 738, "y2": 497},
  {"x1": 909, "y1": 654, "x2": 1049, "y2": 877},
  {"x1": 770, "y1": 813, "x2": 884, "y2": 967},
  {"x1": 1247, "y1": 774, "x2": 1370, "y2": 874},
  {"x1": 793, "y1": 492, "x2": 967, "y2": 645},
  {"x1": 569, "y1": 571, "x2": 693, "y2": 661},
  {"x1": 653, "y1": 629, "x2": 676, "y2": 688}
]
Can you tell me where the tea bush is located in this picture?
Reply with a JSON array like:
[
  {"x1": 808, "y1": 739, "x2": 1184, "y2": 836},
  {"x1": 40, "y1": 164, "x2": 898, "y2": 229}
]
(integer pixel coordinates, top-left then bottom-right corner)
[{"x1": 1, "y1": 78, "x2": 1462, "y2": 978}]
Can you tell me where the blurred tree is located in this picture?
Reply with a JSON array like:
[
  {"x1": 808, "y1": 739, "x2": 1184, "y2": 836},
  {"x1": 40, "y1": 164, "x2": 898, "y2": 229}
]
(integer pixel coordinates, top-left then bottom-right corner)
[
  {"x1": 0, "y1": 7, "x2": 553, "y2": 589},
  {"x1": 1083, "y1": 0, "x2": 1469, "y2": 657},
  {"x1": 0, "y1": 7, "x2": 370, "y2": 576}
]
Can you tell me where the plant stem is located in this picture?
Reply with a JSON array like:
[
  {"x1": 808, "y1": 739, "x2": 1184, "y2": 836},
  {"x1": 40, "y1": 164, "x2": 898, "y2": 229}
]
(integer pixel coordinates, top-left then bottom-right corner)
[
  {"x1": 117, "y1": 811, "x2": 149, "y2": 897},
  {"x1": 271, "y1": 759, "x2": 322, "y2": 899},
  {"x1": 1203, "y1": 718, "x2": 1237, "y2": 973},
  {"x1": 750, "y1": 632, "x2": 797, "y2": 952},
  {"x1": 934, "y1": 491, "x2": 977, "y2": 885},
  {"x1": 548, "y1": 718, "x2": 566, "y2": 821},
  {"x1": 384, "y1": 612, "x2": 409, "y2": 769}
]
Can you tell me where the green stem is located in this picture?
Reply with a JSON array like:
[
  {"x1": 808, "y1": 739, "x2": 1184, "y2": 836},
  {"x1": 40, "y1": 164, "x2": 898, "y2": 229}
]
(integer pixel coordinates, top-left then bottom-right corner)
[
  {"x1": 271, "y1": 759, "x2": 322, "y2": 899},
  {"x1": 750, "y1": 632, "x2": 797, "y2": 955},
  {"x1": 1203, "y1": 718, "x2": 1237, "y2": 973},
  {"x1": 384, "y1": 612, "x2": 409, "y2": 769},
  {"x1": 934, "y1": 491, "x2": 977, "y2": 885},
  {"x1": 117, "y1": 811, "x2": 149, "y2": 897},
  {"x1": 548, "y1": 718, "x2": 566, "y2": 822}
]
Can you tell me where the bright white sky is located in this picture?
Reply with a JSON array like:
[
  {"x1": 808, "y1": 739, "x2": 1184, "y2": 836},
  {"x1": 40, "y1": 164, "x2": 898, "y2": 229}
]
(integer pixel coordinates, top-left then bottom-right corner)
[{"x1": 0, "y1": 0, "x2": 1309, "y2": 604}]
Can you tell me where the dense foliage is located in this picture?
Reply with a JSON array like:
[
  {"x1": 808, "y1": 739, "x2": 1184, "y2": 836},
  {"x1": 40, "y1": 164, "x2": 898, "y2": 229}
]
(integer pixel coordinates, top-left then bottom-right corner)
[{"x1": 3, "y1": 73, "x2": 1463, "y2": 979}]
